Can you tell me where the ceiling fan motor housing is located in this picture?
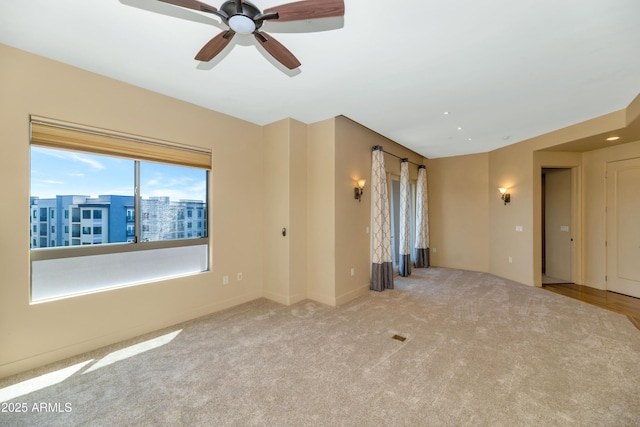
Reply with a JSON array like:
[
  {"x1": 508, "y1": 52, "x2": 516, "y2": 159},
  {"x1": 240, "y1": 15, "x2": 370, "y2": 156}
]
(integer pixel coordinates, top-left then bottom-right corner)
[{"x1": 220, "y1": 0, "x2": 264, "y2": 29}]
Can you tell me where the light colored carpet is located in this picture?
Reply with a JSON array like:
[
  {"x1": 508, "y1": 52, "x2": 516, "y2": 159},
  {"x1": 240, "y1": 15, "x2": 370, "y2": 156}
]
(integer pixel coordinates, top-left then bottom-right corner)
[{"x1": 2, "y1": 268, "x2": 640, "y2": 426}]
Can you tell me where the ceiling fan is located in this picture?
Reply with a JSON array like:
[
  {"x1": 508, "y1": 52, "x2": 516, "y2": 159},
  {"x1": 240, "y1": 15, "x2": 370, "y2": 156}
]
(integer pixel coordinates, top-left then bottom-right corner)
[{"x1": 157, "y1": 0, "x2": 345, "y2": 69}]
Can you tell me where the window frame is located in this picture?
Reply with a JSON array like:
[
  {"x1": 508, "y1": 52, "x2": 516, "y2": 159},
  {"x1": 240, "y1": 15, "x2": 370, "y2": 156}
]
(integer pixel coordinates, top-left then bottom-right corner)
[{"x1": 29, "y1": 116, "x2": 211, "y2": 271}]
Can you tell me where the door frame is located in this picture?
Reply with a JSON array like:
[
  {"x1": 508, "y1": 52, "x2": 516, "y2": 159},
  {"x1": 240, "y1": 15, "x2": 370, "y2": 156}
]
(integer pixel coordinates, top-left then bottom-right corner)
[{"x1": 535, "y1": 164, "x2": 582, "y2": 286}]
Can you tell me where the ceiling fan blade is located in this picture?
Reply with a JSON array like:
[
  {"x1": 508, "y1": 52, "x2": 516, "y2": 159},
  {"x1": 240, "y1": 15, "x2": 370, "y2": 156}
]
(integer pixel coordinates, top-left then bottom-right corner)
[
  {"x1": 157, "y1": 0, "x2": 218, "y2": 13},
  {"x1": 263, "y1": 0, "x2": 344, "y2": 22},
  {"x1": 195, "y1": 30, "x2": 235, "y2": 61},
  {"x1": 254, "y1": 31, "x2": 301, "y2": 69}
]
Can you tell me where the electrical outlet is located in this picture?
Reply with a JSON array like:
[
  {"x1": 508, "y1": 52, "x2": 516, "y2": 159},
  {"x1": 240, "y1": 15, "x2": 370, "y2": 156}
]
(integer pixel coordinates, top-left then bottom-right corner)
[
  {"x1": 432, "y1": 247, "x2": 437, "y2": 253},
  {"x1": 223, "y1": 275, "x2": 229, "y2": 285},
  {"x1": 350, "y1": 268, "x2": 355, "y2": 277},
  {"x1": 508, "y1": 257, "x2": 513, "y2": 264},
  {"x1": 237, "y1": 272, "x2": 243, "y2": 281}
]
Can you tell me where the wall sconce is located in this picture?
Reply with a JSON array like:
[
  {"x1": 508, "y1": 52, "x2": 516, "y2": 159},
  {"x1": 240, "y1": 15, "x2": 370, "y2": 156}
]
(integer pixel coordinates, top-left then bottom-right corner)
[
  {"x1": 354, "y1": 179, "x2": 366, "y2": 202},
  {"x1": 498, "y1": 187, "x2": 510, "y2": 205}
]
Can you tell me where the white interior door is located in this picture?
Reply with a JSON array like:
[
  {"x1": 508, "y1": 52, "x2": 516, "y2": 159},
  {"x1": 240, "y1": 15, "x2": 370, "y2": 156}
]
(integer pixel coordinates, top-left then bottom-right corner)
[{"x1": 606, "y1": 158, "x2": 640, "y2": 298}]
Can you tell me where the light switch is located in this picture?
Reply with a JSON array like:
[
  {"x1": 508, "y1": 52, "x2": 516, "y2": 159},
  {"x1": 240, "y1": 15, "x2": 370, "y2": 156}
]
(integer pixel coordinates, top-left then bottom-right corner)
[
  {"x1": 560, "y1": 225, "x2": 569, "y2": 232},
  {"x1": 515, "y1": 226, "x2": 523, "y2": 232}
]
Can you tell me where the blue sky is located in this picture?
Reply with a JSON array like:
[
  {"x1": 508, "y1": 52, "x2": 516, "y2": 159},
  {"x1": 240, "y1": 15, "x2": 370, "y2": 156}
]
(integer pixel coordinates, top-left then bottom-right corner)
[{"x1": 31, "y1": 147, "x2": 206, "y2": 201}]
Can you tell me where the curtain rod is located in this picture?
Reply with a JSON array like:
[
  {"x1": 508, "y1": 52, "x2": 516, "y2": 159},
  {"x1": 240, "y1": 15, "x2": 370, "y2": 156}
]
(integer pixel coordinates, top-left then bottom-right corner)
[{"x1": 373, "y1": 146, "x2": 424, "y2": 167}]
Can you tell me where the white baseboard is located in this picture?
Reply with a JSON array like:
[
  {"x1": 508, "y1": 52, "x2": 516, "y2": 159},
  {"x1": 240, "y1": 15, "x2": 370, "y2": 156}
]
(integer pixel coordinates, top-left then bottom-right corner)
[{"x1": 335, "y1": 283, "x2": 369, "y2": 306}]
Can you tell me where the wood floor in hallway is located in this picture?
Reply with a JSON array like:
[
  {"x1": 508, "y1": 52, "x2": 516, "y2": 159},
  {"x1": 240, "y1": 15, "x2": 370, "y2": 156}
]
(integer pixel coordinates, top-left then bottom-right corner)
[{"x1": 543, "y1": 283, "x2": 640, "y2": 331}]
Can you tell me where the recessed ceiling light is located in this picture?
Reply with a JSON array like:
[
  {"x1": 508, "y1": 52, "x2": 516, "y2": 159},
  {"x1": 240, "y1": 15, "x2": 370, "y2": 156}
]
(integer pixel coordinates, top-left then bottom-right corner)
[
  {"x1": 502, "y1": 136, "x2": 511, "y2": 140},
  {"x1": 606, "y1": 136, "x2": 620, "y2": 141},
  {"x1": 457, "y1": 127, "x2": 463, "y2": 131},
  {"x1": 443, "y1": 111, "x2": 450, "y2": 115},
  {"x1": 468, "y1": 138, "x2": 472, "y2": 141}
]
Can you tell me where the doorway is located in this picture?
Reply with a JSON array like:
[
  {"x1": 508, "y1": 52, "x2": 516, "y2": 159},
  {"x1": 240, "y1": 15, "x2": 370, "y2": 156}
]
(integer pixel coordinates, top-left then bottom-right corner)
[{"x1": 542, "y1": 168, "x2": 573, "y2": 284}]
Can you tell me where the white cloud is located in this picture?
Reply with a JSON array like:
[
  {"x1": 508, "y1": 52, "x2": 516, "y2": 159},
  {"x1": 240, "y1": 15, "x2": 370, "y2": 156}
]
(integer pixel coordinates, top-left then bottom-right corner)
[{"x1": 70, "y1": 153, "x2": 105, "y2": 170}]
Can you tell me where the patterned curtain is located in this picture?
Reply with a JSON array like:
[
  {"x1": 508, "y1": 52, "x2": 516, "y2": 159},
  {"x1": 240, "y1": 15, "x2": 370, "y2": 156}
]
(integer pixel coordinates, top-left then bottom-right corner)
[
  {"x1": 370, "y1": 146, "x2": 393, "y2": 291},
  {"x1": 398, "y1": 159, "x2": 411, "y2": 277},
  {"x1": 414, "y1": 165, "x2": 430, "y2": 268}
]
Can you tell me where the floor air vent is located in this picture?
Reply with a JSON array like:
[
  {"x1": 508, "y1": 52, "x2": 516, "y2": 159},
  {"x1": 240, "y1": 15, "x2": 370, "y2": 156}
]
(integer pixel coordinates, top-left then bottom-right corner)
[{"x1": 392, "y1": 334, "x2": 406, "y2": 342}]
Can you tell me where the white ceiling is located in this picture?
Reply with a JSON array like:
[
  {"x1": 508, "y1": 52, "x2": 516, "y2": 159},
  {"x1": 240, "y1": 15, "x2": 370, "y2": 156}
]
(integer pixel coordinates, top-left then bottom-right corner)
[{"x1": 1, "y1": 0, "x2": 640, "y2": 158}]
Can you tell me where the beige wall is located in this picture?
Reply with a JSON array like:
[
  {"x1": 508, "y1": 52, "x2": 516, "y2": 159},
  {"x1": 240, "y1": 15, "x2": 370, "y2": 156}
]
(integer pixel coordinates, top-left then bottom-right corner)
[
  {"x1": 306, "y1": 119, "x2": 336, "y2": 305},
  {"x1": 427, "y1": 103, "x2": 639, "y2": 289},
  {"x1": 488, "y1": 142, "x2": 536, "y2": 285},
  {"x1": 289, "y1": 119, "x2": 309, "y2": 303},
  {"x1": 3, "y1": 46, "x2": 426, "y2": 376},
  {"x1": 427, "y1": 153, "x2": 489, "y2": 272},
  {"x1": 263, "y1": 116, "x2": 431, "y2": 307},
  {"x1": 262, "y1": 118, "x2": 308, "y2": 305},
  {"x1": 333, "y1": 117, "x2": 425, "y2": 303},
  {"x1": 263, "y1": 120, "x2": 291, "y2": 304},
  {"x1": 487, "y1": 110, "x2": 638, "y2": 287},
  {"x1": 0, "y1": 44, "x2": 264, "y2": 377},
  {"x1": 333, "y1": 118, "x2": 372, "y2": 303},
  {"x1": 3, "y1": 41, "x2": 640, "y2": 378}
]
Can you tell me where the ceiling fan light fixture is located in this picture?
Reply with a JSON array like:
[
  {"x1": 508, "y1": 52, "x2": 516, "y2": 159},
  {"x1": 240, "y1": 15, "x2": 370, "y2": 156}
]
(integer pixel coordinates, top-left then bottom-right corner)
[{"x1": 228, "y1": 15, "x2": 256, "y2": 34}]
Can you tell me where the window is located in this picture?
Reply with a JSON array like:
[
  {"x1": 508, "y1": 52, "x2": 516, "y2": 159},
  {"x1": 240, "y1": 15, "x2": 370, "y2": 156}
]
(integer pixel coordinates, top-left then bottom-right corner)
[
  {"x1": 139, "y1": 162, "x2": 207, "y2": 242},
  {"x1": 29, "y1": 117, "x2": 211, "y2": 302}
]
